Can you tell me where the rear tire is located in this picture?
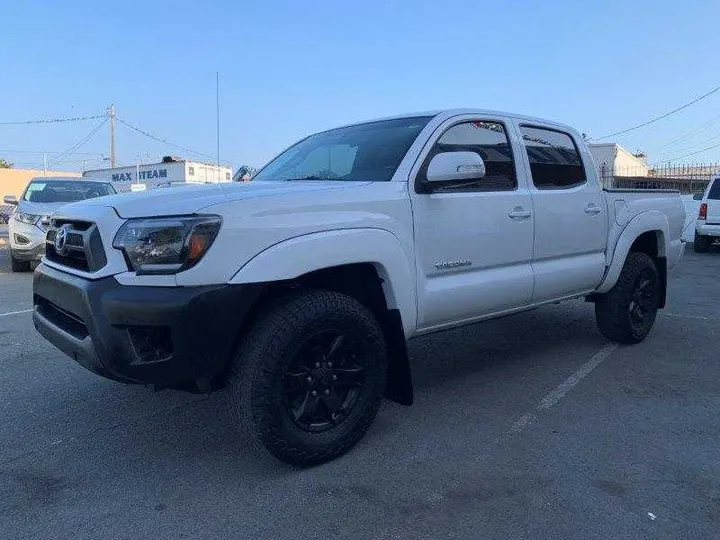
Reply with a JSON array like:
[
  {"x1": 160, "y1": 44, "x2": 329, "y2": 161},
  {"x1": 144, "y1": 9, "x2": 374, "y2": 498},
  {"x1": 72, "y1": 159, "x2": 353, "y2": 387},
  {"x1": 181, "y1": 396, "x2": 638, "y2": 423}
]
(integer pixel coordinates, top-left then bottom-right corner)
[
  {"x1": 10, "y1": 253, "x2": 31, "y2": 272},
  {"x1": 595, "y1": 252, "x2": 660, "y2": 344},
  {"x1": 694, "y1": 232, "x2": 711, "y2": 253},
  {"x1": 229, "y1": 290, "x2": 387, "y2": 466}
]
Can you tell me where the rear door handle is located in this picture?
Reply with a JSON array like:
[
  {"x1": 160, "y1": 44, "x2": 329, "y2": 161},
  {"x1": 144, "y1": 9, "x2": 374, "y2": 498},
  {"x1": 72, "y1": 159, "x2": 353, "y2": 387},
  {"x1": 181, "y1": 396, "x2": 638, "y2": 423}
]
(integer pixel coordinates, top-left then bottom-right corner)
[
  {"x1": 585, "y1": 204, "x2": 602, "y2": 215},
  {"x1": 508, "y1": 208, "x2": 532, "y2": 220}
]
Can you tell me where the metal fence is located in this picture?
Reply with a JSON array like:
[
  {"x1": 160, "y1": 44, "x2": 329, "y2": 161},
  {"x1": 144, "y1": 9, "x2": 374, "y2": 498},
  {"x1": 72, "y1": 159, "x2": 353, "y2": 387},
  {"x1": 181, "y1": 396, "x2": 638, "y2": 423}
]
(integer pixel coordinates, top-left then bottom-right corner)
[{"x1": 598, "y1": 162, "x2": 720, "y2": 194}]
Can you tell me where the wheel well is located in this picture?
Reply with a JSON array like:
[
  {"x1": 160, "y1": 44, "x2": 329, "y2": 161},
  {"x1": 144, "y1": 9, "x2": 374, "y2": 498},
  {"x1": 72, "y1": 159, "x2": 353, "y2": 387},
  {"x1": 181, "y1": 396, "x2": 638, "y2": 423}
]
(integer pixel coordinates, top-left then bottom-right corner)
[
  {"x1": 629, "y1": 231, "x2": 667, "y2": 308},
  {"x1": 228, "y1": 263, "x2": 413, "y2": 405}
]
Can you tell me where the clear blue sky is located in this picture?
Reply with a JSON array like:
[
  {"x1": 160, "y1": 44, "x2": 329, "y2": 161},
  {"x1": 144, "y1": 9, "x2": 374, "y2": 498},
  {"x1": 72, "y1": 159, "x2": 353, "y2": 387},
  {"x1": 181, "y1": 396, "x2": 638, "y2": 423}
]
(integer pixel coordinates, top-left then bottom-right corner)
[{"x1": 1, "y1": 0, "x2": 718, "y2": 172}]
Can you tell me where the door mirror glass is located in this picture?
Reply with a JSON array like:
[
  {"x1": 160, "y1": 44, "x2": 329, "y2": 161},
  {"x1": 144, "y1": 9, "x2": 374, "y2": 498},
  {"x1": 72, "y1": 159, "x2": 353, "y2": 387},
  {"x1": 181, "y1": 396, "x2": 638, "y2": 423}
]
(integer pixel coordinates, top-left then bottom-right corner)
[
  {"x1": 426, "y1": 151, "x2": 486, "y2": 183},
  {"x1": 693, "y1": 192, "x2": 704, "y2": 201},
  {"x1": 3, "y1": 195, "x2": 18, "y2": 205}
]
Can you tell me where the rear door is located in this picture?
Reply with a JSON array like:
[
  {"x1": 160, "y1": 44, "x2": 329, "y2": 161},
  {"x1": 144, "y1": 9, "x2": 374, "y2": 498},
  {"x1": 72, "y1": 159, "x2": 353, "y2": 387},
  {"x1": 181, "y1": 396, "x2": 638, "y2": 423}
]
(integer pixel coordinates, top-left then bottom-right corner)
[
  {"x1": 516, "y1": 124, "x2": 607, "y2": 303},
  {"x1": 706, "y1": 178, "x2": 720, "y2": 224}
]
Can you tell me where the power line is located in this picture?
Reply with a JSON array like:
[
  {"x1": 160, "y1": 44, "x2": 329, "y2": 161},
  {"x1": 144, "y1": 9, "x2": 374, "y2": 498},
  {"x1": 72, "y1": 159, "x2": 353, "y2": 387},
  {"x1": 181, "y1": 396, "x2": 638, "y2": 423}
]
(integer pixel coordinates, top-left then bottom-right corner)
[
  {"x1": 51, "y1": 119, "x2": 108, "y2": 166},
  {"x1": 654, "y1": 127, "x2": 720, "y2": 158},
  {"x1": 32, "y1": 118, "x2": 108, "y2": 169},
  {"x1": 116, "y1": 117, "x2": 237, "y2": 167},
  {"x1": 0, "y1": 149, "x2": 104, "y2": 156},
  {"x1": 654, "y1": 112, "x2": 720, "y2": 151},
  {"x1": 659, "y1": 140, "x2": 720, "y2": 162},
  {"x1": 593, "y1": 84, "x2": 720, "y2": 141},
  {"x1": 0, "y1": 114, "x2": 104, "y2": 126}
]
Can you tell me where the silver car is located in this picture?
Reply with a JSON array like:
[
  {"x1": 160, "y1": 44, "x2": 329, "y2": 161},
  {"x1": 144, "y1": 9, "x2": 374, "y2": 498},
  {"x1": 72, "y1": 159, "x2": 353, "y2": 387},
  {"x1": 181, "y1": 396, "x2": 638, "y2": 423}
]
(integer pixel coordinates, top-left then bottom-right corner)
[{"x1": 3, "y1": 177, "x2": 115, "y2": 272}]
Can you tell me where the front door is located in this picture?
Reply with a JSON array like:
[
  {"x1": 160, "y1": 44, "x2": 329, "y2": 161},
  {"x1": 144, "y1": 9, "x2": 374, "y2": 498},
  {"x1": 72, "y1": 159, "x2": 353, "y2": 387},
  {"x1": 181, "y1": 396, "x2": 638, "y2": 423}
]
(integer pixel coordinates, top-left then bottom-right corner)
[
  {"x1": 411, "y1": 117, "x2": 535, "y2": 331},
  {"x1": 516, "y1": 124, "x2": 607, "y2": 303}
]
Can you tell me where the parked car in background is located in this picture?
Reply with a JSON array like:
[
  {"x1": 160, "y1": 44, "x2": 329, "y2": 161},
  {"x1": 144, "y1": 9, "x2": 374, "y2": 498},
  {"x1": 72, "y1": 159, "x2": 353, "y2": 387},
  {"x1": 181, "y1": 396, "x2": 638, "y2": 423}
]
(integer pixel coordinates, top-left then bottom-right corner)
[
  {"x1": 694, "y1": 176, "x2": 720, "y2": 253},
  {"x1": 4, "y1": 177, "x2": 115, "y2": 271},
  {"x1": 33, "y1": 109, "x2": 685, "y2": 466},
  {"x1": 0, "y1": 205, "x2": 11, "y2": 224}
]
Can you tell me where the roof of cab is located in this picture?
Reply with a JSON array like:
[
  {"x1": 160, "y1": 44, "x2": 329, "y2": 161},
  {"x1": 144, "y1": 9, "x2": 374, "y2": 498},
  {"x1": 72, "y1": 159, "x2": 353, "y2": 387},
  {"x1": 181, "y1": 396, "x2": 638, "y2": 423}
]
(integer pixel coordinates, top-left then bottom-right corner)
[{"x1": 334, "y1": 108, "x2": 577, "y2": 133}]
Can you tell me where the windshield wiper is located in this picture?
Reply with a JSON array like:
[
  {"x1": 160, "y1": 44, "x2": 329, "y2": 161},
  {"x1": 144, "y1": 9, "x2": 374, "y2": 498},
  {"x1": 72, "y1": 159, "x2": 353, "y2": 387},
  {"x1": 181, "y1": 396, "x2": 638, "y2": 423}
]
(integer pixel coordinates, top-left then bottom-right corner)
[{"x1": 283, "y1": 175, "x2": 327, "y2": 181}]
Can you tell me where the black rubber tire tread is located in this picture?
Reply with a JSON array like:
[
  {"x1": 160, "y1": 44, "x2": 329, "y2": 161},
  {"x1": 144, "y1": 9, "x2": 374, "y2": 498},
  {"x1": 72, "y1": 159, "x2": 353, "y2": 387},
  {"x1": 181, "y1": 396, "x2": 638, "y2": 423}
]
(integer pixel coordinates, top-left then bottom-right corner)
[
  {"x1": 10, "y1": 253, "x2": 31, "y2": 272},
  {"x1": 694, "y1": 232, "x2": 711, "y2": 253},
  {"x1": 229, "y1": 289, "x2": 387, "y2": 467},
  {"x1": 595, "y1": 252, "x2": 659, "y2": 345}
]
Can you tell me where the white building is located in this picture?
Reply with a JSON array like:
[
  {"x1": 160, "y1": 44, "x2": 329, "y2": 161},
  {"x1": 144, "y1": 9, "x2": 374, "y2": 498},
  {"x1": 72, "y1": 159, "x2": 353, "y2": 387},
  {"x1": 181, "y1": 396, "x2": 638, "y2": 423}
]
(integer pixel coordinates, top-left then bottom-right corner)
[
  {"x1": 83, "y1": 157, "x2": 232, "y2": 192},
  {"x1": 589, "y1": 143, "x2": 648, "y2": 187}
]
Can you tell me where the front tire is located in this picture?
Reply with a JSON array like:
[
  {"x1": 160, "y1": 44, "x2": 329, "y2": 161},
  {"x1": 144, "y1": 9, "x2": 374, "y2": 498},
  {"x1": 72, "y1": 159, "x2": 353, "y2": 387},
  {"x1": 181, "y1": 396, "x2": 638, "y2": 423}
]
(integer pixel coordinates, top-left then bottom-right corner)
[
  {"x1": 10, "y1": 252, "x2": 31, "y2": 272},
  {"x1": 595, "y1": 252, "x2": 660, "y2": 344},
  {"x1": 694, "y1": 232, "x2": 711, "y2": 253},
  {"x1": 229, "y1": 290, "x2": 387, "y2": 466}
]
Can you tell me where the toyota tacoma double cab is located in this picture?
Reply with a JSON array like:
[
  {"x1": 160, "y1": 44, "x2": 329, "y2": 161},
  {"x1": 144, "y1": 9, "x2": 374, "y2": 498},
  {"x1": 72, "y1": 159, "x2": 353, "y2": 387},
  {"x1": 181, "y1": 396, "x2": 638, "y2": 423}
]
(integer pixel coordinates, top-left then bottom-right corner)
[{"x1": 33, "y1": 109, "x2": 686, "y2": 465}]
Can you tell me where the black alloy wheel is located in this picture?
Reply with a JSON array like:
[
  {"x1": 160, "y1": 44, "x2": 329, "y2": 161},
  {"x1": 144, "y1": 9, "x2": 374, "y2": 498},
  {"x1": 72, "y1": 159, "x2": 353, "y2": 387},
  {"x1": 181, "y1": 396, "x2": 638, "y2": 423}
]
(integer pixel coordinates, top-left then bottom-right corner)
[{"x1": 284, "y1": 330, "x2": 367, "y2": 432}]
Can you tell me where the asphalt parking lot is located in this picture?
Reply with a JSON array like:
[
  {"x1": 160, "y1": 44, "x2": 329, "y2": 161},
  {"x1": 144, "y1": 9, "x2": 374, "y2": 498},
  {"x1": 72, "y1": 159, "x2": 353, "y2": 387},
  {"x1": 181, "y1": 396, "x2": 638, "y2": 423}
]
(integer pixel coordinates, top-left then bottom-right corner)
[{"x1": 1, "y1": 223, "x2": 719, "y2": 540}]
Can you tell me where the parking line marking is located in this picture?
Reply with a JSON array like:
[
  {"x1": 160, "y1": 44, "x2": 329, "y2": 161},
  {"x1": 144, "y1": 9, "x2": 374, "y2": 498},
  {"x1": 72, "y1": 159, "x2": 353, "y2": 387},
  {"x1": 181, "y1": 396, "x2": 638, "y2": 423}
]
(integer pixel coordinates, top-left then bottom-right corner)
[
  {"x1": 506, "y1": 343, "x2": 618, "y2": 435},
  {"x1": 663, "y1": 312, "x2": 717, "y2": 322},
  {"x1": 0, "y1": 308, "x2": 32, "y2": 317}
]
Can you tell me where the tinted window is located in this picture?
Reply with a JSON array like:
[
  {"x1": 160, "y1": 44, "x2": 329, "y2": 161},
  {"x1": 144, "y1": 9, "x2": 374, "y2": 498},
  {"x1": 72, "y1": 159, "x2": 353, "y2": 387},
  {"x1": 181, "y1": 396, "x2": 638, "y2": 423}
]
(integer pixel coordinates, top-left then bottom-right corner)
[
  {"x1": 708, "y1": 179, "x2": 720, "y2": 200},
  {"x1": 252, "y1": 116, "x2": 432, "y2": 183},
  {"x1": 520, "y1": 126, "x2": 586, "y2": 189},
  {"x1": 429, "y1": 121, "x2": 516, "y2": 191},
  {"x1": 22, "y1": 181, "x2": 115, "y2": 203}
]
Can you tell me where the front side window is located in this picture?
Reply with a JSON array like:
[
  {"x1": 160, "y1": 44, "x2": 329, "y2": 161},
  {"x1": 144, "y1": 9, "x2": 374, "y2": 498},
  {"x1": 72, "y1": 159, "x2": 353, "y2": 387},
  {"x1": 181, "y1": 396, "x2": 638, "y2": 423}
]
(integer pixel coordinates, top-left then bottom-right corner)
[
  {"x1": 252, "y1": 116, "x2": 432, "y2": 183},
  {"x1": 520, "y1": 126, "x2": 586, "y2": 189},
  {"x1": 22, "y1": 181, "x2": 115, "y2": 203},
  {"x1": 424, "y1": 120, "x2": 516, "y2": 191}
]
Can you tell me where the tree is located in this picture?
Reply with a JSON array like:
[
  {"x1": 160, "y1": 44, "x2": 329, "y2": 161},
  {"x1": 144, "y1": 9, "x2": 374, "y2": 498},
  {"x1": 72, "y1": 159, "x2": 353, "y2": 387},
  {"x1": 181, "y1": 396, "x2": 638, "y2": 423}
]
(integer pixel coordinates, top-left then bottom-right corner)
[{"x1": 0, "y1": 158, "x2": 13, "y2": 169}]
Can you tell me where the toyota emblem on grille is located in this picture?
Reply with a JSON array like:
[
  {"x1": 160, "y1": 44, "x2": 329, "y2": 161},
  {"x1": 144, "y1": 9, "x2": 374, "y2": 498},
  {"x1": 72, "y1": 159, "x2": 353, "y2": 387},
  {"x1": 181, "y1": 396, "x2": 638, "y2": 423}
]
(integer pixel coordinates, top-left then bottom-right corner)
[{"x1": 54, "y1": 225, "x2": 71, "y2": 255}]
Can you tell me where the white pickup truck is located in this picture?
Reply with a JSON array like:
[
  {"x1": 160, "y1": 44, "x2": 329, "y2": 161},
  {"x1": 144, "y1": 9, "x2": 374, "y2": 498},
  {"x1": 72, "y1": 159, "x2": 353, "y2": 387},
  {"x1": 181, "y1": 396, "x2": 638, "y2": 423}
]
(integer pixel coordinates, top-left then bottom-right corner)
[{"x1": 33, "y1": 109, "x2": 685, "y2": 465}]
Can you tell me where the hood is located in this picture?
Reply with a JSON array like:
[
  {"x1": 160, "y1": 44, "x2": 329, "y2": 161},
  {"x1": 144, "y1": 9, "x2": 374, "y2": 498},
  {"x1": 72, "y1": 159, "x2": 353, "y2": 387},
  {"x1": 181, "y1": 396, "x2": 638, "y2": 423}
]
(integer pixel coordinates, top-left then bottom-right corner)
[
  {"x1": 58, "y1": 181, "x2": 369, "y2": 219},
  {"x1": 17, "y1": 200, "x2": 70, "y2": 217}
]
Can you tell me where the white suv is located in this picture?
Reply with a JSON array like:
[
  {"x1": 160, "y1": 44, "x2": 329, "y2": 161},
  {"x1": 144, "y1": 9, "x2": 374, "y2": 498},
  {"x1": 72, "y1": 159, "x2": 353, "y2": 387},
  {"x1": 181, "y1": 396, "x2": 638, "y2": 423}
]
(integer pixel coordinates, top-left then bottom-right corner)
[{"x1": 694, "y1": 176, "x2": 720, "y2": 253}]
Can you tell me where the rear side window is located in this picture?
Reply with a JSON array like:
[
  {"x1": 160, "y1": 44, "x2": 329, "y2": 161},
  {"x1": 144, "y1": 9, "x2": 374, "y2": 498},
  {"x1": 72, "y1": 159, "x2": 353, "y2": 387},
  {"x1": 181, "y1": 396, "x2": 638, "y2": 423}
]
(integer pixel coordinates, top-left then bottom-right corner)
[
  {"x1": 708, "y1": 179, "x2": 720, "y2": 200},
  {"x1": 520, "y1": 126, "x2": 586, "y2": 189},
  {"x1": 427, "y1": 121, "x2": 516, "y2": 191}
]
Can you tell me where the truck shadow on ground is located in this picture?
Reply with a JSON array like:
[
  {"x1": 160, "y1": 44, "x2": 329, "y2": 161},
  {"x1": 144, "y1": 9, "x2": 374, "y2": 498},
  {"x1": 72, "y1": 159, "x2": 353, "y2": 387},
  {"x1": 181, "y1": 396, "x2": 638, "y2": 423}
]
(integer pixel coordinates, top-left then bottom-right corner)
[
  {"x1": 65, "y1": 301, "x2": 608, "y2": 470},
  {"x1": 407, "y1": 301, "x2": 605, "y2": 389}
]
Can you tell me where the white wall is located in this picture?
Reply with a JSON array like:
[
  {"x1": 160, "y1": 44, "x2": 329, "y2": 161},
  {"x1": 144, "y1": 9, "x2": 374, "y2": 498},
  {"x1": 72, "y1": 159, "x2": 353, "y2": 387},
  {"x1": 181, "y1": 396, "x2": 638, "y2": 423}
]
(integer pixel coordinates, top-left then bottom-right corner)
[
  {"x1": 185, "y1": 162, "x2": 232, "y2": 183},
  {"x1": 589, "y1": 143, "x2": 648, "y2": 183},
  {"x1": 589, "y1": 145, "x2": 616, "y2": 172}
]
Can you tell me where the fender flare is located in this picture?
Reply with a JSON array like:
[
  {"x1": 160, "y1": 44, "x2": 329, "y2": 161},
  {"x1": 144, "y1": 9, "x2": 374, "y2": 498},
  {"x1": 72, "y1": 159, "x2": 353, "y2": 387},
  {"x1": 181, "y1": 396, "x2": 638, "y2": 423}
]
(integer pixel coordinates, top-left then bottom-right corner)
[
  {"x1": 596, "y1": 211, "x2": 669, "y2": 294},
  {"x1": 228, "y1": 228, "x2": 417, "y2": 335}
]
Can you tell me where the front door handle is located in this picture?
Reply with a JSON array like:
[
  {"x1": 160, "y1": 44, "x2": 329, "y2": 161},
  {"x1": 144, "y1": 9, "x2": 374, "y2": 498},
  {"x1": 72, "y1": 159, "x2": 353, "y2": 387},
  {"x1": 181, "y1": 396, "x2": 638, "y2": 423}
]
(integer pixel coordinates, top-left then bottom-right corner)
[
  {"x1": 508, "y1": 208, "x2": 532, "y2": 220},
  {"x1": 585, "y1": 204, "x2": 602, "y2": 215}
]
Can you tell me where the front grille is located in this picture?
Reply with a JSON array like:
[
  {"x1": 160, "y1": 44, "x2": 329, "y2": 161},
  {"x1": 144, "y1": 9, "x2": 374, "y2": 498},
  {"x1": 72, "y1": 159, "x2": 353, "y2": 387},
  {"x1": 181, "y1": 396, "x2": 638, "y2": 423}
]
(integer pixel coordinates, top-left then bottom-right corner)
[
  {"x1": 35, "y1": 295, "x2": 89, "y2": 339},
  {"x1": 45, "y1": 219, "x2": 107, "y2": 272}
]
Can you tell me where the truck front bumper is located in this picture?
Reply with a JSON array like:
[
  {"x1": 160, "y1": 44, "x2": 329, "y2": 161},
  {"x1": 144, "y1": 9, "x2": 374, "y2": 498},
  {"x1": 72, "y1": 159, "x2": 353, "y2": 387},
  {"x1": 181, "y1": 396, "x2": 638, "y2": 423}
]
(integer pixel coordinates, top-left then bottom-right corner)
[{"x1": 33, "y1": 263, "x2": 263, "y2": 387}]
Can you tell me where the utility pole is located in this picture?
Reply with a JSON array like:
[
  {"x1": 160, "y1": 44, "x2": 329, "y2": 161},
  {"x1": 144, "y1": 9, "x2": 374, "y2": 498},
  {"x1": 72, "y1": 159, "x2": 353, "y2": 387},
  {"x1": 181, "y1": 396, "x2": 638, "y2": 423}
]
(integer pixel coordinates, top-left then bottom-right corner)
[
  {"x1": 43, "y1": 153, "x2": 47, "y2": 177},
  {"x1": 108, "y1": 103, "x2": 116, "y2": 168},
  {"x1": 216, "y1": 72, "x2": 220, "y2": 169}
]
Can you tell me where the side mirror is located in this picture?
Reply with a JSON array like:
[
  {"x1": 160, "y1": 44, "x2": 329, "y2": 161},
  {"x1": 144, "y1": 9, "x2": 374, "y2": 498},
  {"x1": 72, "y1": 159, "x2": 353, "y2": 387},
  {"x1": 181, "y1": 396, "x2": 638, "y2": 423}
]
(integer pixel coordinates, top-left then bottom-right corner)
[
  {"x1": 693, "y1": 193, "x2": 704, "y2": 201},
  {"x1": 3, "y1": 194, "x2": 18, "y2": 205},
  {"x1": 426, "y1": 151, "x2": 486, "y2": 184}
]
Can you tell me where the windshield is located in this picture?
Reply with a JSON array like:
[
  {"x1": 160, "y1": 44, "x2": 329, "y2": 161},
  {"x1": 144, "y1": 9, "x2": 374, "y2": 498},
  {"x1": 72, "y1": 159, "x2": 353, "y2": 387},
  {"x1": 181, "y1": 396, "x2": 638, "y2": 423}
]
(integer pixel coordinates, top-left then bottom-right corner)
[
  {"x1": 252, "y1": 116, "x2": 432, "y2": 182},
  {"x1": 22, "y1": 180, "x2": 115, "y2": 203}
]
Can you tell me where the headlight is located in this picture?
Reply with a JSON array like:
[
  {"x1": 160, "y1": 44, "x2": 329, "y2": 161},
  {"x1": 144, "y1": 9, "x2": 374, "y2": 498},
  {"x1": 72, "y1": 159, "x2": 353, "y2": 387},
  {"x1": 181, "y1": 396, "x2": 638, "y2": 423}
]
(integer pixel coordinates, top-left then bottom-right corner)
[
  {"x1": 38, "y1": 216, "x2": 51, "y2": 232},
  {"x1": 112, "y1": 215, "x2": 221, "y2": 275},
  {"x1": 13, "y1": 212, "x2": 41, "y2": 225}
]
